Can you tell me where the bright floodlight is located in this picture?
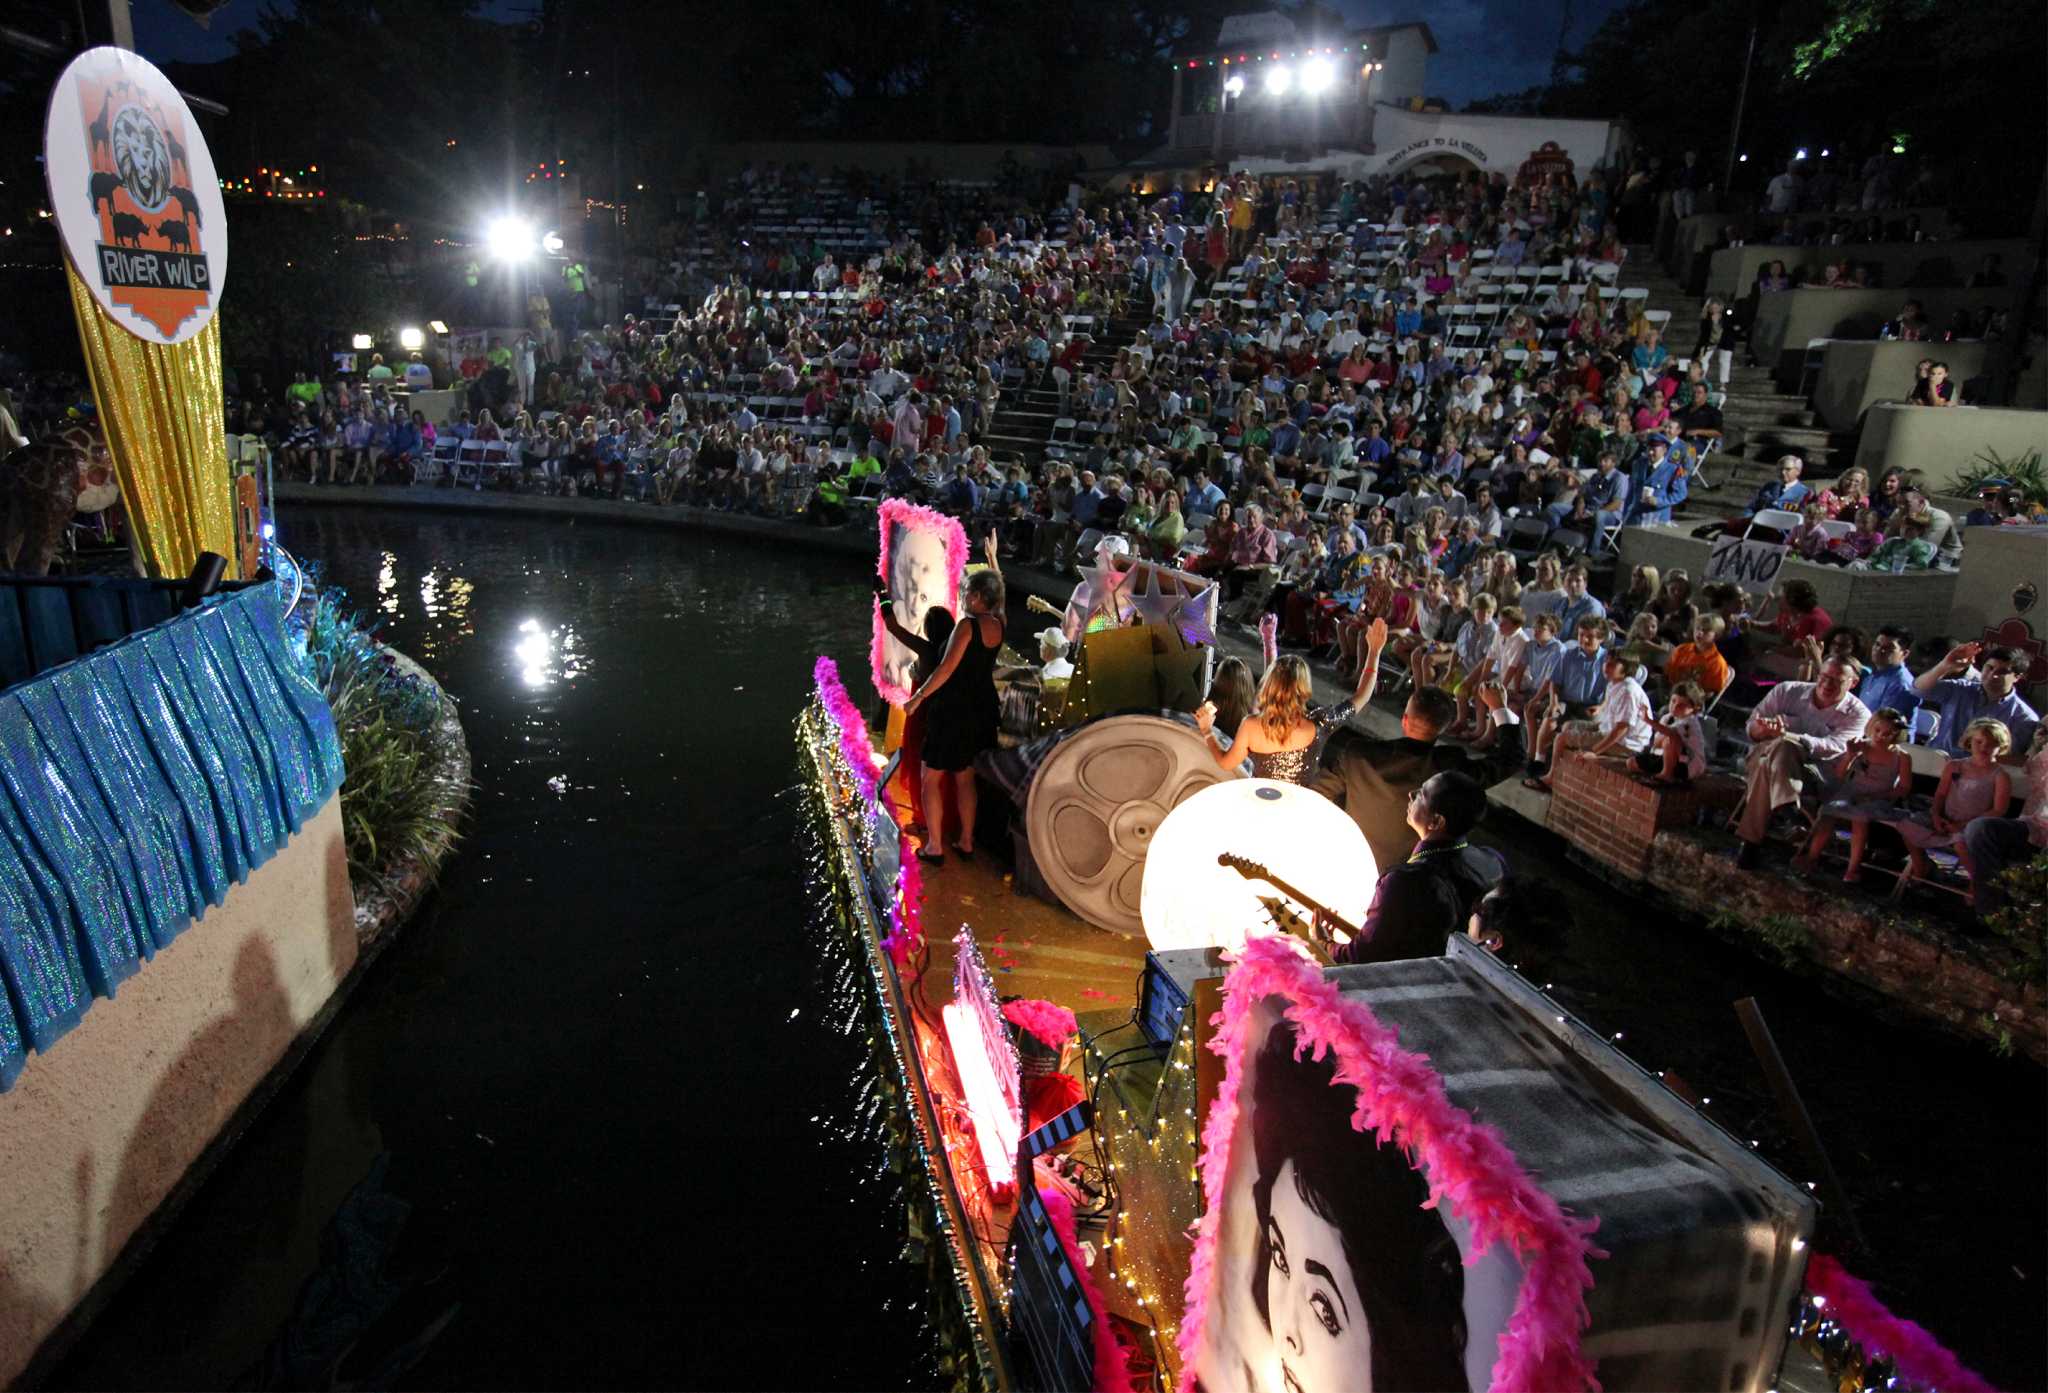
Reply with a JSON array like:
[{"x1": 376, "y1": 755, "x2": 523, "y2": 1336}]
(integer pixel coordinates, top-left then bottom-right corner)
[
  {"x1": 1264, "y1": 64, "x2": 1292, "y2": 96},
  {"x1": 485, "y1": 215, "x2": 536, "y2": 262},
  {"x1": 1223, "y1": 73, "x2": 1245, "y2": 98},
  {"x1": 350, "y1": 333, "x2": 373, "y2": 351},
  {"x1": 399, "y1": 326, "x2": 425, "y2": 351},
  {"x1": 1301, "y1": 57, "x2": 1335, "y2": 94},
  {"x1": 541, "y1": 230, "x2": 565, "y2": 255}
]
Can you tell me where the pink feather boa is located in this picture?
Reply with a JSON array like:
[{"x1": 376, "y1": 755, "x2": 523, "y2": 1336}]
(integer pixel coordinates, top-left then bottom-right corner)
[
  {"x1": 813, "y1": 655, "x2": 879, "y2": 805},
  {"x1": 813, "y1": 655, "x2": 923, "y2": 965},
  {"x1": 870, "y1": 498, "x2": 969, "y2": 705},
  {"x1": 1805, "y1": 1253, "x2": 1998, "y2": 1393},
  {"x1": 1258, "y1": 612, "x2": 1279, "y2": 670},
  {"x1": 1002, "y1": 998, "x2": 1079, "y2": 1052},
  {"x1": 1178, "y1": 936, "x2": 1604, "y2": 1393},
  {"x1": 1037, "y1": 1183, "x2": 1138, "y2": 1393}
]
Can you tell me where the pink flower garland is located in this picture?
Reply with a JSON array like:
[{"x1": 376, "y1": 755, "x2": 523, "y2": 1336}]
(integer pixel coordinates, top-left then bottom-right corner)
[
  {"x1": 1805, "y1": 1253, "x2": 1998, "y2": 1393},
  {"x1": 1178, "y1": 936, "x2": 1604, "y2": 1393},
  {"x1": 813, "y1": 655, "x2": 923, "y2": 965},
  {"x1": 870, "y1": 498, "x2": 969, "y2": 705},
  {"x1": 1037, "y1": 1183, "x2": 1138, "y2": 1393},
  {"x1": 1002, "y1": 998, "x2": 1079, "y2": 1052}
]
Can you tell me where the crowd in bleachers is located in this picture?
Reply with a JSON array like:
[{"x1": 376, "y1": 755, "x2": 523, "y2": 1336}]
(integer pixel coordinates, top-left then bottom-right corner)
[{"x1": 87, "y1": 156, "x2": 2044, "y2": 916}]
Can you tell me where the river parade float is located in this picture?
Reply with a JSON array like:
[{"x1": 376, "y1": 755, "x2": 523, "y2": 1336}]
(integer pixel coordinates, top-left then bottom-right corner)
[{"x1": 797, "y1": 498, "x2": 1999, "y2": 1393}]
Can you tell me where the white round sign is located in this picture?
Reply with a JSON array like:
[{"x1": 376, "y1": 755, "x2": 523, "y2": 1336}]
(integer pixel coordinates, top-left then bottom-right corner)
[
  {"x1": 43, "y1": 46, "x2": 228, "y2": 346},
  {"x1": 1140, "y1": 778, "x2": 1379, "y2": 954}
]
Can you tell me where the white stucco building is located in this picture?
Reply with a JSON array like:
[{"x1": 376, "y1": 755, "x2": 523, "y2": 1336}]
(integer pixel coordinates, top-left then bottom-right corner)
[{"x1": 1158, "y1": 10, "x2": 1628, "y2": 182}]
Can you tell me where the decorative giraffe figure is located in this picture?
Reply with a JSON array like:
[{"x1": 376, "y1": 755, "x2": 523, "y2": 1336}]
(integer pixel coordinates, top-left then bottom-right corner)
[
  {"x1": 87, "y1": 91, "x2": 112, "y2": 161},
  {"x1": 2, "y1": 422, "x2": 107, "y2": 576}
]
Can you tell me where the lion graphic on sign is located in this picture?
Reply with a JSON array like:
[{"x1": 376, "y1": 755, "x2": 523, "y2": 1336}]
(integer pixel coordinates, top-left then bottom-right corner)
[{"x1": 110, "y1": 105, "x2": 172, "y2": 214}]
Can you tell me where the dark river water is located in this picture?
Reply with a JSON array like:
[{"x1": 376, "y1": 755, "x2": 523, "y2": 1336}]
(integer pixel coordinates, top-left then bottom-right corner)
[{"x1": 52, "y1": 507, "x2": 2044, "y2": 1390}]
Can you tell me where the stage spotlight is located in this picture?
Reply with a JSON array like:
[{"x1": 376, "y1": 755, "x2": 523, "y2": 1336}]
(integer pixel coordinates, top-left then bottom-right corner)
[
  {"x1": 1264, "y1": 64, "x2": 1292, "y2": 96},
  {"x1": 1301, "y1": 57, "x2": 1335, "y2": 94},
  {"x1": 350, "y1": 333, "x2": 373, "y2": 350},
  {"x1": 1223, "y1": 73, "x2": 1245, "y2": 98},
  {"x1": 485, "y1": 214, "x2": 536, "y2": 262},
  {"x1": 428, "y1": 320, "x2": 450, "y2": 335},
  {"x1": 399, "y1": 326, "x2": 425, "y2": 351},
  {"x1": 541, "y1": 230, "x2": 565, "y2": 255}
]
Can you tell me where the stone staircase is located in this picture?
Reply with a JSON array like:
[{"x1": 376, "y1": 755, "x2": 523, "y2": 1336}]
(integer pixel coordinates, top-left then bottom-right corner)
[
  {"x1": 980, "y1": 306, "x2": 1157, "y2": 467},
  {"x1": 1627, "y1": 247, "x2": 1856, "y2": 520}
]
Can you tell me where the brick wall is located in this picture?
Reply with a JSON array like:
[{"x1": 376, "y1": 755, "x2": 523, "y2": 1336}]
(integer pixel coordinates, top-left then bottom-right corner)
[{"x1": 1548, "y1": 752, "x2": 1704, "y2": 880}]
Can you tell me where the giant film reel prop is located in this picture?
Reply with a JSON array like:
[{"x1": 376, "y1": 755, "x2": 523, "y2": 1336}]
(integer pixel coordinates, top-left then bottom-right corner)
[{"x1": 1025, "y1": 715, "x2": 1227, "y2": 936}]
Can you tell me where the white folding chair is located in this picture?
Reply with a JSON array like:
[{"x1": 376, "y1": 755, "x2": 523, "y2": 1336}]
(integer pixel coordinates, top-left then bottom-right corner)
[{"x1": 1747, "y1": 508, "x2": 1805, "y2": 537}]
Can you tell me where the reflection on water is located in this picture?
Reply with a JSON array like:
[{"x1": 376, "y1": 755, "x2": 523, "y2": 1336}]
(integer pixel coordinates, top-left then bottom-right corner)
[{"x1": 50, "y1": 508, "x2": 934, "y2": 1391}]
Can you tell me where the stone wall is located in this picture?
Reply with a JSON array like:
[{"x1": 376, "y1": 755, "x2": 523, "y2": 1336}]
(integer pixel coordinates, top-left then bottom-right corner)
[
  {"x1": 1647, "y1": 834, "x2": 2045, "y2": 1062},
  {"x1": 1614, "y1": 526, "x2": 1960, "y2": 638},
  {"x1": 1813, "y1": 340, "x2": 1994, "y2": 432},
  {"x1": 1854, "y1": 403, "x2": 2048, "y2": 493}
]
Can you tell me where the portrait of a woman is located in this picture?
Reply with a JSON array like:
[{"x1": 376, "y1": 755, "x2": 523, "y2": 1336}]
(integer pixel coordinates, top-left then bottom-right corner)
[{"x1": 1195, "y1": 1011, "x2": 1475, "y2": 1393}]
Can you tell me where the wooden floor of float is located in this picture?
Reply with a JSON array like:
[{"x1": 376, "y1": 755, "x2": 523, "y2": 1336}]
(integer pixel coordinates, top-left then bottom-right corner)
[{"x1": 885, "y1": 768, "x2": 1152, "y2": 1014}]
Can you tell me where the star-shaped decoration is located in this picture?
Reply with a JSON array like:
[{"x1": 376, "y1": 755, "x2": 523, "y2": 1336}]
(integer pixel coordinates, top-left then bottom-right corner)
[
  {"x1": 1129, "y1": 564, "x2": 1187, "y2": 630},
  {"x1": 1173, "y1": 581, "x2": 1220, "y2": 647},
  {"x1": 1069, "y1": 560, "x2": 1122, "y2": 632}
]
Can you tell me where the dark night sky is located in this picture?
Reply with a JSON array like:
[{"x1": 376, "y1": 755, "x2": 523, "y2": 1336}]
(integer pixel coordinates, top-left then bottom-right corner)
[{"x1": 131, "y1": 0, "x2": 1634, "y2": 110}]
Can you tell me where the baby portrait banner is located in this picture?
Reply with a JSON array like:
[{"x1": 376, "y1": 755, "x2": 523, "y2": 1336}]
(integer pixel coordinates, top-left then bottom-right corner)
[{"x1": 873, "y1": 498, "x2": 968, "y2": 705}]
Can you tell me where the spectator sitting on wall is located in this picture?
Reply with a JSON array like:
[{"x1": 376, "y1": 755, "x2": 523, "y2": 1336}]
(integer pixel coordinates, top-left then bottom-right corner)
[
  {"x1": 1907, "y1": 360, "x2": 1958, "y2": 406},
  {"x1": 1881, "y1": 299, "x2": 1930, "y2": 342}
]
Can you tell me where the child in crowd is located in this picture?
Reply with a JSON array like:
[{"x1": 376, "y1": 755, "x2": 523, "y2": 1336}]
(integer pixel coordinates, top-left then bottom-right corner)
[
  {"x1": 1867, "y1": 515, "x2": 1935, "y2": 571},
  {"x1": 1453, "y1": 603, "x2": 1525, "y2": 743},
  {"x1": 1796, "y1": 707, "x2": 1914, "y2": 882},
  {"x1": 1664, "y1": 613, "x2": 1731, "y2": 702},
  {"x1": 1502, "y1": 610, "x2": 1566, "y2": 712},
  {"x1": 1526, "y1": 647, "x2": 1650, "y2": 788},
  {"x1": 1640, "y1": 680, "x2": 1709, "y2": 784},
  {"x1": 1897, "y1": 719, "x2": 2012, "y2": 893}
]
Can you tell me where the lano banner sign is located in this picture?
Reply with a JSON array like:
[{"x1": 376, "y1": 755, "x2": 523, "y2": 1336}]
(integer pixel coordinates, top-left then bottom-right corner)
[
  {"x1": 1706, "y1": 532, "x2": 1788, "y2": 595},
  {"x1": 44, "y1": 47, "x2": 228, "y2": 345}
]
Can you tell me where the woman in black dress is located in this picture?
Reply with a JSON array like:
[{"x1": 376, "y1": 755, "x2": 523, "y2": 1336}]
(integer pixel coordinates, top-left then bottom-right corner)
[{"x1": 903, "y1": 568, "x2": 1005, "y2": 865}]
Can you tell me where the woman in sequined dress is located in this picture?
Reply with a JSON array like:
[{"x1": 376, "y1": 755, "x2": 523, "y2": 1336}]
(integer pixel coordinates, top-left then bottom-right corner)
[{"x1": 1195, "y1": 627, "x2": 1386, "y2": 785}]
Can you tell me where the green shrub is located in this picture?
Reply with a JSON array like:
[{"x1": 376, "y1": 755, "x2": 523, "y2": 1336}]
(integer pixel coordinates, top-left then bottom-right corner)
[
  {"x1": 299, "y1": 588, "x2": 463, "y2": 893},
  {"x1": 1957, "y1": 446, "x2": 2047, "y2": 507},
  {"x1": 1985, "y1": 850, "x2": 2048, "y2": 988}
]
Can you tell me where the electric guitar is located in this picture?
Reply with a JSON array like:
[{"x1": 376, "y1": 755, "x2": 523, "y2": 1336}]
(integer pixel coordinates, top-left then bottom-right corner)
[{"x1": 1216, "y1": 852, "x2": 1360, "y2": 958}]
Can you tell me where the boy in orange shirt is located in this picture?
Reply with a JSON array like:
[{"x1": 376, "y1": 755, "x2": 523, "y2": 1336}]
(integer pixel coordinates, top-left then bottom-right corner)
[{"x1": 1665, "y1": 614, "x2": 1732, "y2": 702}]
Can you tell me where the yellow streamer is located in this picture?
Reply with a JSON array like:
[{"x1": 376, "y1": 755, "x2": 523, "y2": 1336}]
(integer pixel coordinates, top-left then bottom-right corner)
[{"x1": 64, "y1": 263, "x2": 237, "y2": 579}]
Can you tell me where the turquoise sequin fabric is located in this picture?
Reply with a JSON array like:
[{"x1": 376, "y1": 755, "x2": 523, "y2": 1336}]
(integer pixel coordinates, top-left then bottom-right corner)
[{"x1": 0, "y1": 585, "x2": 343, "y2": 1089}]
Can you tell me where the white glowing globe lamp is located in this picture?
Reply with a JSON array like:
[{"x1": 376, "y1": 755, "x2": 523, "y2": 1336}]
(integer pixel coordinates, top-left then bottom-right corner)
[
  {"x1": 1140, "y1": 779, "x2": 1377, "y2": 953},
  {"x1": 1301, "y1": 57, "x2": 1336, "y2": 94},
  {"x1": 1264, "y1": 64, "x2": 1292, "y2": 96}
]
